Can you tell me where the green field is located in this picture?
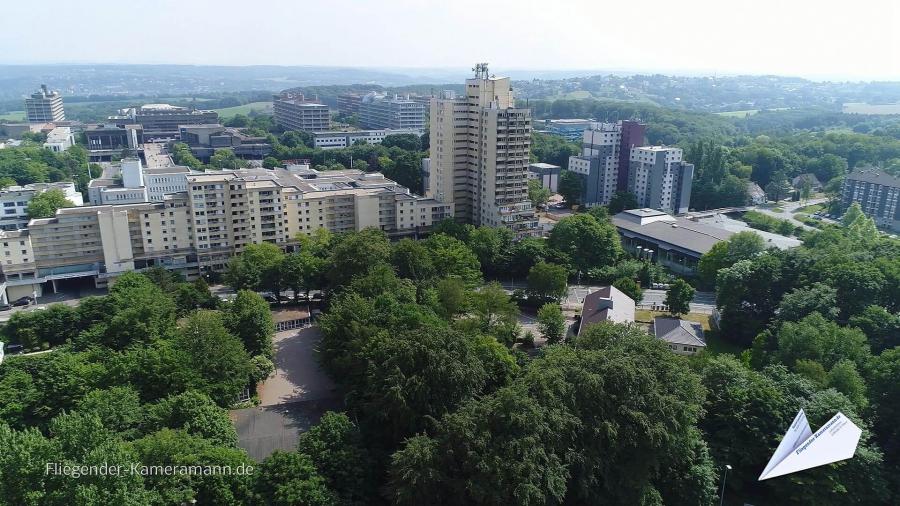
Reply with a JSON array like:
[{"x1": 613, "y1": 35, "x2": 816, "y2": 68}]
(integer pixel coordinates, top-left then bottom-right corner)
[
  {"x1": 564, "y1": 90, "x2": 592, "y2": 99},
  {"x1": 0, "y1": 111, "x2": 25, "y2": 121},
  {"x1": 214, "y1": 101, "x2": 273, "y2": 117},
  {"x1": 842, "y1": 102, "x2": 900, "y2": 115}
]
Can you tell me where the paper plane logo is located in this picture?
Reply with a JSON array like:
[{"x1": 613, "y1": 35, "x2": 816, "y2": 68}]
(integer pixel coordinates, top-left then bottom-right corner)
[{"x1": 758, "y1": 409, "x2": 862, "y2": 480}]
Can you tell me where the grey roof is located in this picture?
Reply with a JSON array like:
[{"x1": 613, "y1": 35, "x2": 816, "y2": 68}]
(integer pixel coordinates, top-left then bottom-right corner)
[
  {"x1": 578, "y1": 285, "x2": 635, "y2": 333},
  {"x1": 653, "y1": 317, "x2": 706, "y2": 347},
  {"x1": 612, "y1": 213, "x2": 733, "y2": 256},
  {"x1": 845, "y1": 170, "x2": 900, "y2": 187}
]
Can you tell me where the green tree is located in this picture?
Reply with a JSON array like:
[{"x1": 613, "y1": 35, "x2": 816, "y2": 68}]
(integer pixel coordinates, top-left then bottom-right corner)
[
  {"x1": 296, "y1": 412, "x2": 375, "y2": 505},
  {"x1": 537, "y1": 303, "x2": 566, "y2": 343},
  {"x1": 175, "y1": 311, "x2": 252, "y2": 405},
  {"x1": 607, "y1": 191, "x2": 638, "y2": 214},
  {"x1": 254, "y1": 451, "x2": 336, "y2": 506},
  {"x1": 777, "y1": 283, "x2": 840, "y2": 322},
  {"x1": 612, "y1": 277, "x2": 643, "y2": 303},
  {"x1": 328, "y1": 228, "x2": 392, "y2": 288},
  {"x1": 774, "y1": 313, "x2": 871, "y2": 371},
  {"x1": 527, "y1": 179, "x2": 551, "y2": 207},
  {"x1": 392, "y1": 239, "x2": 437, "y2": 284},
  {"x1": 262, "y1": 156, "x2": 280, "y2": 169},
  {"x1": 470, "y1": 282, "x2": 519, "y2": 340},
  {"x1": 209, "y1": 149, "x2": 249, "y2": 169},
  {"x1": 224, "y1": 242, "x2": 285, "y2": 292},
  {"x1": 436, "y1": 277, "x2": 468, "y2": 319},
  {"x1": 423, "y1": 233, "x2": 482, "y2": 286},
  {"x1": 223, "y1": 290, "x2": 275, "y2": 358},
  {"x1": 25, "y1": 188, "x2": 74, "y2": 218},
  {"x1": 827, "y1": 359, "x2": 867, "y2": 410},
  {"x1": 848, "y1": 305, "x2": 900, "y2": 353},
  {"x1": 548, "y1": 214, "x2": 622, "y2": 273},
  {"x1": 526, "y1": 262, "x2": 568, "y2": 302},
  {"x1": 664, "y1": 279, "x2": 695, "y2": 315},
  {"x1": 557, "y1": 170, "x2": 583, "y2": 205}
]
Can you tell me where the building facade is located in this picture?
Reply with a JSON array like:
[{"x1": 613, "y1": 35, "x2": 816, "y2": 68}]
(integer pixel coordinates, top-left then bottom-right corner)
[
  {"x1": 545, "y1": 119, "x2": 599, "y2": 141},
  {"x1": 24, "y1": 85, "x2": 65, "y2": 123},
  {"x1": 0, "y1": 182, "x2": 84, "y2": 231},
  {"x1": 109, "y1": 104, "x2": 218, "y2": 140},
  {"x1": 0, "y1": 168, "x2": 452, "y2": 302},
  {"x1": 359, "y1": 95, "x2": 427, "y2": 131},
  {"x1": 628, "y1": 146, "x2": 694, "y2": 215},
  {"x1": 428, "y1": 75, "x2": 538, "y2": 238},
  {"x1": 273, "y1": 93, "x2": 330, "y2": 132},
  {"x1": 42, "y1": 127, "x2": 75, "y2": 152},
  {"x1": 841, "y1": 169, "x2": 900, "y2": 231},
  {"x1": 178, "y1": 124, "x2": 272, "y2": 160},
  {"x1": 311, "y1": 128, "x2": 424, "y2": 150},
  {"x1": 527, "y1": 163, "x2": 561, "y2": 192},
  {"x1": 337, "y1": 93, "x2": 363, "y2": 115}
]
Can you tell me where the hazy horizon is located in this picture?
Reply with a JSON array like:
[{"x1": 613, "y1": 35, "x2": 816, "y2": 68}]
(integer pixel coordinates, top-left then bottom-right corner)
[{"x1": 3, "y1": 0, "x2": 899, "y2": 81}]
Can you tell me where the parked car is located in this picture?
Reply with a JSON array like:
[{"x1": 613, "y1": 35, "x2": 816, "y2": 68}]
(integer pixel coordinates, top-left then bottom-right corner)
[
  {"x1": 4, "y1": 344, "x2": 24, "y2": 355},
  {"x1": 0, "y1": 303, "x2": 11, "y2": 311},
  {"x1": 11, "y1": 296, "x2": 34, "y2": 307}
]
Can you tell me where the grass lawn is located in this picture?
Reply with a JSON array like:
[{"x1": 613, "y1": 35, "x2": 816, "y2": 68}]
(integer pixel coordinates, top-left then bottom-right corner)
[
  {"x1": 564, "y1": 90, "x2": 592, "y2": 99},
  {"x1": 214, "y1": 101, "x2": 273, "y2": 118},
  {"x1": 0, "y1": 111, "x2": 25, "y2": 121},
  {"x1": 796, "y1": 203, "x2": 824, "y2": 214},
  {"x1": 635, "y1": 309, "x2": 745, "y2": 356}
]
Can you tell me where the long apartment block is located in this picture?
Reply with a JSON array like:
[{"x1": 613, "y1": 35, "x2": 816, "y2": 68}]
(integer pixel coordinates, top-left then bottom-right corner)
[{"x1": 0, "y1": 168, "x2": 452, "y2": 303}]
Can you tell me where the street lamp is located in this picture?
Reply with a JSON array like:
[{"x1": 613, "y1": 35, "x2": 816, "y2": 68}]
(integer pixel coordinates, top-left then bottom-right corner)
[{"x1": 719, "y1": 464, "x2": 732, "y2": 506}]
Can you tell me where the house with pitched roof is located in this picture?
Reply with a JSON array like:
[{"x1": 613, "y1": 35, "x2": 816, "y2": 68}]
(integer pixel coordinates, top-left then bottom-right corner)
[{"x1": 652, "y1": 316, "x2": 706, "y2": 355}]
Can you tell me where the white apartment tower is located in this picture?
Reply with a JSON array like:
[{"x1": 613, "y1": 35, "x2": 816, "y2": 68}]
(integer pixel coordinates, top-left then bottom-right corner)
[{"x1": 428, "y1": 71, "x2": 538, "y2": 237}]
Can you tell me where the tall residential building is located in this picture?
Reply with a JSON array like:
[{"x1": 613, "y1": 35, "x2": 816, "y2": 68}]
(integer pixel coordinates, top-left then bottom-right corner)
[
  {"x1": 567, "y1": 120, "x2": 648, "y2": 207},
  {"x1": 841, "y1": 169, "x2": 900, "y2": 231},
  {"x1": 273, "y1": 92, "x2": 330, "y2": 132},
  {"x1": 628, "y1": 146, "x2": 694, "y2": 215},
  {"x1": 108, "y1": 104, "x2": 218, "y2": 140},
  {"x1": 428, "y1": 73, "x2": 537, "y2": 237},
  {"x1": 0, "y1": 168, "x2": 452, "y2": 303},
  {"x1": 24, "y1": 85, "x2": 65, "y2": 122},
  {"x1": 359, "y1": 95, "x2": 427, "y2": 131}
]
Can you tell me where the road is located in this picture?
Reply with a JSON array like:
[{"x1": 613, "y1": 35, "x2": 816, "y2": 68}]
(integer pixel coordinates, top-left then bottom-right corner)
[{"x1": 751, "y1": 197, "x2": 828, "y2": 230}]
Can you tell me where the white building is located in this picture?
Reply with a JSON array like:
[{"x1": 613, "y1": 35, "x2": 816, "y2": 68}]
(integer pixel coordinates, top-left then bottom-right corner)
[
  {"x1": 0, "y1": 182, "x2": 84, "y2": 231},
  {"x1": 42, "y1": 127, "x2": 75, "y2": 152},
  {"x1": 312, "y1": 128, "x2": 424, "y2": 150},
  {"x1": 628, "y1": 146, "x2": 694, "y2": 215},
  {"x1": 88, "y1": 159, "x2": 193, "y2": 205}
]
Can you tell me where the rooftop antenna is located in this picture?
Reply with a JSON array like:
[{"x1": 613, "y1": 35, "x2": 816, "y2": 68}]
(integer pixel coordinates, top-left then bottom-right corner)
[{"x1": 472, "y1": 63, "x2": 490, "y2": 79}]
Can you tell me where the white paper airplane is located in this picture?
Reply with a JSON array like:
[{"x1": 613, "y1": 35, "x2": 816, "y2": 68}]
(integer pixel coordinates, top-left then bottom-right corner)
[{"x1": 758, "y1": 409, "x2": 862, "y2": 480}]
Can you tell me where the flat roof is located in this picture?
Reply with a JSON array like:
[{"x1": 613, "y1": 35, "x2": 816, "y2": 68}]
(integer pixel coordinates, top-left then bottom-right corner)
[{"x1": 612, "y1": 212, "x2": 733, "y2": 256}]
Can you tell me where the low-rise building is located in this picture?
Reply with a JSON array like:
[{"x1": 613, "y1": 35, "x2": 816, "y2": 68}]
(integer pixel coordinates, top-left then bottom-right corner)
[
  {"x1": 109, "y1": 104, "x2": 218, "y2": 140},
  {"x1": 527, "y1": 162, "x2": 562, "y2": 192},
  {"x1": 359, "y1": 94, "x2": 427, "y2": 131},
  {"x1": 792, "y1": 173, "x2": 823, "y2": 191},
  {"x1": 42, "y1": 127, "x2": 75, "y2": 152},
  {"x1": 652, "y1": 317, "x2": 706, "y2": 355},
  {"x1": 312, "y1": 128, "x2": 424, "y2": 150},
  {"x1": 178, "y1": 124, "x2": 272, "y2": 160},
  {"x1": 578, "y1": 285, "x2": 635, "y2": 334},
  {"x1": 841, "y1": 169, "x2": 900, "y2": 231},
  {"x1": 0, "y1": 182, "x2": 84, "y2": 231},
  {"x1": 545, "y1": 119, "x2": 599, "y2": 141},
  {"x1": 84, "y1": 124, "x2": 143, "y2": 161},
  {"x1": 88, "y1": 158, "x2": 192, "y2": 205}
]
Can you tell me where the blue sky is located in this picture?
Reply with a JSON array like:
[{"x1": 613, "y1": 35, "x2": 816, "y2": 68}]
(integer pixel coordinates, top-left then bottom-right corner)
[{"x1": 3, "y1": 0, "x2": 899, "y2": 80}]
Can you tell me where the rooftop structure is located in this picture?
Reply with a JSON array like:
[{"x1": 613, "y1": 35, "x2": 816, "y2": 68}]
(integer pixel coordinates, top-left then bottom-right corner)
[
  {"x1": 578, "y1": 285, "x2": 636, "y2": 334},
  {"x1": 527, "y1": 162, "x2": 562, "y2": 193},
  {"x1": 545, "y1": 118, "x2": 600, "y2": 141},
  {"x1": 178, "y1": 124, "x2": 272, "y2": 160},
  {"x1": 652, "y1": 317, "x2": 706, "y2": 355},
  {"x1": 42, "y1": 127, "x2": 75, "y2": 153},
  {"x1": 88, "y1": 158, "x2": 194, "y2": 205}
]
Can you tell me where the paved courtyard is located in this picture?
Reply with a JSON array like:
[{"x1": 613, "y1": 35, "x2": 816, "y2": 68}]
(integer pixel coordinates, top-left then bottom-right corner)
[{"x1": 232, "y1": 326, "x2": 341, "y2": 461}]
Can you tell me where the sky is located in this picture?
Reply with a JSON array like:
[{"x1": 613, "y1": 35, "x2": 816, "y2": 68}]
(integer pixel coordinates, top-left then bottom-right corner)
[{"x1": 2, "y1": 0, "x2": 899, "y2": 81}]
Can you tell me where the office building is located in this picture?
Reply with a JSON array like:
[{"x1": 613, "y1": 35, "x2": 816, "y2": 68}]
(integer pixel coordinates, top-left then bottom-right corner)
[
  {"x1": 337, "y1": 93, "x2": 364, "y2": 115},
  {"x1": 311, "y1": 128, "x2": 423, "y2": 150},
  {"x1": 359, "y1": 95, "x2": 427, "y2": 131},
  {"x1": 109, "y1": 104, "x2": 218, "y2": 140},
  {"x1": 428, "y1": 72, "x2": 538, "y2": 237},
  {"x1": 273, "y1": 92, "x2": 330, "y2": 132},
  {"x1": 178, "y1": 124, "x2": 272, "y2": 160},
  {"x1": 84, "y1": 123, "x2": 143, "y2": 161},
  {"x1": 841, "y1": 169, "x2": 900, "y2": 231},
  {"x1": 0, "y1": 168, "x2": 452, "y2": 302},
  {"x1": 628, "y1": 146, "x2": 693, "y2": 215},
  {"x1": 24, "y1": 85, "x2": 65, "y2": 122},
  {"x1": 0, "y1": 182, "x2": 84, "y2": 231},
  {"x1": 42, "y1": 127, "x2": 75, "y2": 152}
]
